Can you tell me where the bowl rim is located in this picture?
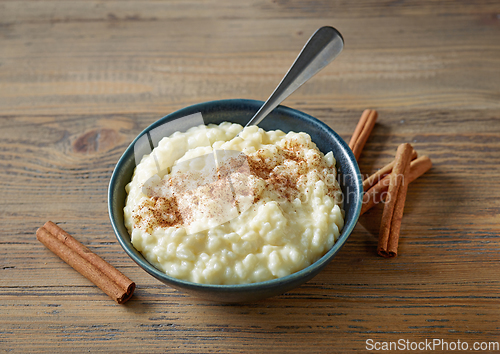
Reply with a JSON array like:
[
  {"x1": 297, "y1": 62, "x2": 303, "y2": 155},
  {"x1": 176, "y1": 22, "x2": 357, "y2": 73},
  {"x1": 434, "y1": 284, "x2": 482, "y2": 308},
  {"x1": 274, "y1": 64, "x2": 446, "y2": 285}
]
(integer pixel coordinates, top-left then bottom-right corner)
[{"x1": 108, "y1": 98, "x2": 362, "y2": 291}]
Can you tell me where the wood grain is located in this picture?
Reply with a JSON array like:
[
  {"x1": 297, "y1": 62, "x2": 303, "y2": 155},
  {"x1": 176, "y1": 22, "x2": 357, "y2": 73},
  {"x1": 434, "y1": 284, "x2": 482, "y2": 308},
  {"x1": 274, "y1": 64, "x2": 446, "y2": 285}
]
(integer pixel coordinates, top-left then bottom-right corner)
[{"x1": 1, "y1": 1, "x2": 499, "y2": 352}]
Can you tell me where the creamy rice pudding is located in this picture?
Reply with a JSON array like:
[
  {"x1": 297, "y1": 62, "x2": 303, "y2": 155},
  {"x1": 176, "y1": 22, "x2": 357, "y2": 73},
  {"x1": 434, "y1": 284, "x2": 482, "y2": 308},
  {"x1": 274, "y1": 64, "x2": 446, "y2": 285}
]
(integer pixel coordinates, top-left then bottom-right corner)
[{"x1": 124, "y1": 122, "x2": 344, "y2": 284}]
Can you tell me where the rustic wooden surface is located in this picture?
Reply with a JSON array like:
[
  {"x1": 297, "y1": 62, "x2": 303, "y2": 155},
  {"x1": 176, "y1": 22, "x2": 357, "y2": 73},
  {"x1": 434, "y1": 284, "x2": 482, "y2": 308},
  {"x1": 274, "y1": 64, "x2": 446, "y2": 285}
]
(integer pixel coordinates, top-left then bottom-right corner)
[{"x1": 1, "y1": 1, "x2": 499, "y2": 352}]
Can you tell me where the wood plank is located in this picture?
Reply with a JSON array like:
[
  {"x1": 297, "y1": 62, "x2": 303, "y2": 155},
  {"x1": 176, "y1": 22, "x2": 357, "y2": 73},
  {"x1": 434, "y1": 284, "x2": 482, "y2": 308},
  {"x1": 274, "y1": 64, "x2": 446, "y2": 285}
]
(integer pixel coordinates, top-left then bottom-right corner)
[
  {"x1": 1, "y1": 15, "x2": 499, "y2": 115},
  {"x1": 2, "y1": 0, "x2": 500, "y2": 21}
]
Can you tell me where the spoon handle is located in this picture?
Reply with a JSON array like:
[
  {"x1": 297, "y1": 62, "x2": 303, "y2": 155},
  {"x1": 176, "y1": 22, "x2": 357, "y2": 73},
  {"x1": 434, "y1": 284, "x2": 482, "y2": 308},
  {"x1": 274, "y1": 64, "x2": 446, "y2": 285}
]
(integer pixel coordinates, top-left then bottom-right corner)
[{"x1": 245, "y1": 26, "x2": 344, "y2": 127}]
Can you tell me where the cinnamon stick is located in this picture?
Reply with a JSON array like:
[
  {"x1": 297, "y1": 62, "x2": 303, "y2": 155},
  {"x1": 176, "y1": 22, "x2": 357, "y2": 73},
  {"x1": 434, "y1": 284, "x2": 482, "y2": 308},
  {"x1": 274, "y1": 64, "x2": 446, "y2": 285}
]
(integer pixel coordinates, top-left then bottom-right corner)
[
  {"x1": 363, "y1": 149, "x2": 418, "y2": 192},
  {"x1": 377, "y1": 143, "x2": 413, "y2": 258},
  {"x1": 361, "y1": 155, "x2": 432, "y2": 215},
  {"x1": 36, "y1": 221, "x2": 135, "y2": 303},
  {"x1": 349, "y1": 109, "x2": 378, "y2": 161}
]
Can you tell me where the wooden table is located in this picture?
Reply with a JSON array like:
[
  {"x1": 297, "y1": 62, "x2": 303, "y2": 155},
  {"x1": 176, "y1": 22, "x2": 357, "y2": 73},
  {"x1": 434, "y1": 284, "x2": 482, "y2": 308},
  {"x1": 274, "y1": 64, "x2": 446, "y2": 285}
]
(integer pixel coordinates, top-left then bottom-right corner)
[{"x1": 2, "y1": 1, "x2": 499, "y2": 352}]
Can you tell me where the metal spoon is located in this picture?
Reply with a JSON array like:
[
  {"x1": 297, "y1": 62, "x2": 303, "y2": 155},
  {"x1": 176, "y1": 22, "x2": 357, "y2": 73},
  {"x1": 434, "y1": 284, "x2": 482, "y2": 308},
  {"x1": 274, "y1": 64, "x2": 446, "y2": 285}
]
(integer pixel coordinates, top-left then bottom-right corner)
[{"x1": 245, "y1": 26, "x2": 344, "y2": 127}]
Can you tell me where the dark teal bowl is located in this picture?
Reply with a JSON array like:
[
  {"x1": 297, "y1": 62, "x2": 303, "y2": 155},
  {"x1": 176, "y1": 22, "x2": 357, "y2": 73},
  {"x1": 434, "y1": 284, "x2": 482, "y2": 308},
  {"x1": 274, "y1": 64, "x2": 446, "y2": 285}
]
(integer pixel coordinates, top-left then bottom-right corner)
[{"x1": 108, "y1": 99, "x2": 362, "y2": 303}]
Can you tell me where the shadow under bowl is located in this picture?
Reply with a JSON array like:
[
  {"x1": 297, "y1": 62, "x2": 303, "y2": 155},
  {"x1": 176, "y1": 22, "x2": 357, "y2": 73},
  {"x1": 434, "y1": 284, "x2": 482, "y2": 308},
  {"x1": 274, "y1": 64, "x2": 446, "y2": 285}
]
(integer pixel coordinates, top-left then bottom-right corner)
[{"x1": 108, "y1": 99, "x2": 362, "y2": 303}]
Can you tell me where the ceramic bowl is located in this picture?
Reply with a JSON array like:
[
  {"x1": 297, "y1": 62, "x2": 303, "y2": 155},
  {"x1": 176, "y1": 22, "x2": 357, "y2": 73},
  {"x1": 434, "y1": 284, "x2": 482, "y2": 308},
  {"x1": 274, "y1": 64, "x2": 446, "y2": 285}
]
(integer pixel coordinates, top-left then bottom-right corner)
[{"x1": 108, "y1": 99, "x2": 362, "y2": 302}]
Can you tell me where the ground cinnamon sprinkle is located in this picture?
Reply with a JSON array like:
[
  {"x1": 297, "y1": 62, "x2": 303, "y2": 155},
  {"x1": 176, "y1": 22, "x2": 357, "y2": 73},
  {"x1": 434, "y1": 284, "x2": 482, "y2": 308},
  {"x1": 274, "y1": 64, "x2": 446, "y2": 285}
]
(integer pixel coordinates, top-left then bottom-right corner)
[
  {"x1": 134, "y1": 138, "x2": 337, "y2": 232},
  {"x1": 154, "y1": 196, "x2": 184, "y2": 227},
  {"x1": 247, "y1": 139, "x2": 326, "y2": 203},
  {"x1": 133, "y1": 196, "x2": 183, "y2": 230},
  {"x1": 247, "y1": 148, "x2": 300, "y2": 202}
]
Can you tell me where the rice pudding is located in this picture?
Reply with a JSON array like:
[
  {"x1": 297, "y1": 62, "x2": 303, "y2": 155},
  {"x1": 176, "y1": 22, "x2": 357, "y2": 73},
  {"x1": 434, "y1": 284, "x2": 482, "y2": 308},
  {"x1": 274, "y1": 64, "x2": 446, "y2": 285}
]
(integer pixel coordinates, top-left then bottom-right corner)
[{"x1": 124, "y1": 122, "x2": 344, "y2": 285}]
